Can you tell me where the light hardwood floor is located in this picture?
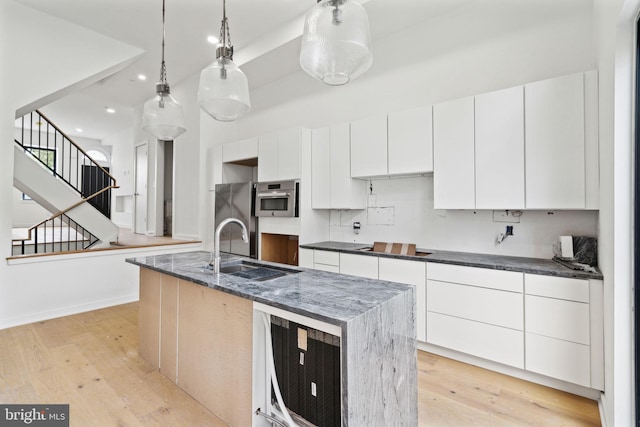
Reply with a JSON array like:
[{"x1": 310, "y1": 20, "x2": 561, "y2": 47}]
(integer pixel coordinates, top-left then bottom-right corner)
[{"x1": 0, "y1": 303, "x2": 600, "y2": 426}]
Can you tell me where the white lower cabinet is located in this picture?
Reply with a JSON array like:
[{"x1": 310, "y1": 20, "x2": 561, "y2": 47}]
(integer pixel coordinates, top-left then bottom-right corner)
[
  {"x1": 313, "y1": 249, "x2": 340, "y2": 273},
  {"x1": 298, "y1": 248, "x2": 313, "y2": 268},
  {"x1": 378, "y1": 257, "x2": 426, "y2": 342},
  {"x1": 524, "y1": 274, "x2": 603, "y2": 389},
  {"x1": 426, "y1": 263, "x2": 524, "y2": 369},
  {"x1": 339, "y1": 253, "x2": 378, "y2": 279},
  {"x1": 427, "y1": 312, "x2": 524, "y2": 368}
]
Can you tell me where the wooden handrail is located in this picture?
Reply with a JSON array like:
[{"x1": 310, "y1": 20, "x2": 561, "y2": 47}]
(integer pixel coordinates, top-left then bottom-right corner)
[{"x1": 16, "y1": 185, "x2": 120, "y2": 243}]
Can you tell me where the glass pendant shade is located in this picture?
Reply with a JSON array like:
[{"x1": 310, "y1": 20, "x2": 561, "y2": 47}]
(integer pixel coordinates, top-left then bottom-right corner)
[
  {"x1": 142, "y1": 90, "x2": 186, "y2": 140},
  {"x1": 300, "y1": 0, "x2": 373, "y2": 85},
  {"x1": 198, "y1": 57, "x2": 251, "y2": 122}
]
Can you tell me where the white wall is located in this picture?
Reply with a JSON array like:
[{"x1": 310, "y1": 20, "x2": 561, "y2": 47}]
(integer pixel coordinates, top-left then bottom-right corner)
[
  {"x1": 593, "y1": 0, "x2": 635, "y2": 425},
  {"x1": 0, "y1": 0, "x2": 147, "y2": 329},
  {"x1": 328, "y1": 176, "x2": 598, "y2": 259},
  {"x1": 105, "y1": 125, "x2": 135, "y2": 228}
]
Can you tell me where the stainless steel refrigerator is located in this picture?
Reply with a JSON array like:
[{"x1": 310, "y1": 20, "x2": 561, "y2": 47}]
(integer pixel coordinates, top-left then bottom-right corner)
[{"x1": 214, "y1": 182, "x2": 257, "y2": 258}]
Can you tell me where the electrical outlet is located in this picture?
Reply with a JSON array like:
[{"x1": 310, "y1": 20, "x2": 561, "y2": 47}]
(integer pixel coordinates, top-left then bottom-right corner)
[{"x1": 492, "y1": 210, "x2": 520, "y2": 223}]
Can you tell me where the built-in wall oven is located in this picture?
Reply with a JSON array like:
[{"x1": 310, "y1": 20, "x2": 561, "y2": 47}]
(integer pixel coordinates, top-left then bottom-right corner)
[{"x1": 255, "y1": 180, "x2": 299, "y2": 217}]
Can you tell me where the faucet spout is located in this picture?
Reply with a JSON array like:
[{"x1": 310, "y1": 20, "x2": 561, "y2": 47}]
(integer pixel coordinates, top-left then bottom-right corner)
[{"x1": 213, "y1": 218, "x2": 249, "y2": 274}]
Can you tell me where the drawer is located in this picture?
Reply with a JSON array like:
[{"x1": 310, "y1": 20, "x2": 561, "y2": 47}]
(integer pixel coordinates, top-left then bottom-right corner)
[
  {"x1": 427, "y1": 280, "x2": 523, "y2": 330},
  {"x1": 525, "y1": 295, "x2": 589, "y2": 344},
  {"x1": 313, "y1": 250, "x2": 340, "y2": 267},
  {"x1": 525, "y1": 274, "x2": 589, "y2": 302},
  {"x1": 427, "y1": 263, "x2": 523, "y2": 292},
  {"x1": 427, "y1": 312, "x2": 524, "y2": 368},
  {"x1": 314, "y1": 263, "x2": 340, "y2": 274},
  {"x1": 526, "y1": 333, "x2": 590, "y2": 387},
  {"x1": 340, "y1": 253, "x2": 378, "y2": 279}
]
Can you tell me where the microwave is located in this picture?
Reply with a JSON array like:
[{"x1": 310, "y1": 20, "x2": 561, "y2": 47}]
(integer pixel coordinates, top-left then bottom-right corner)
[{"x1": 255, "y1": 180, "x2": 299, "y2": 217}]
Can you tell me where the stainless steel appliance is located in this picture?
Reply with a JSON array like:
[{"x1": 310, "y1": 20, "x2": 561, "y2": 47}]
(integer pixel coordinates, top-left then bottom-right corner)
[
  {"x1": 255, "y1": 180, "x2": 299, "y2": 217},
  {"x1": 214, "y1": 182, "x2": 257, "y2": 258}
]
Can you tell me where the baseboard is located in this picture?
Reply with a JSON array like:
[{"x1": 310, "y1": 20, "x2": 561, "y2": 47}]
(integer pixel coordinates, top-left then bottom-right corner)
[
  {"x1": 418, "y1": 341, "x2": 602, "y2": 401},
  {"x1": 0, "y1": 294, "x2": 138, "y2": 330}
]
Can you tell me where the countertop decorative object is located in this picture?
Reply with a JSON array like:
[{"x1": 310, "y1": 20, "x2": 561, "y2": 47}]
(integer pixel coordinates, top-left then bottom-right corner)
[
  {"x1": 300, "y1": 241, "x2": 603, "y2": 280},
  {"x1": 126, "y1": 251, "x2": 417, "y2": 426}
]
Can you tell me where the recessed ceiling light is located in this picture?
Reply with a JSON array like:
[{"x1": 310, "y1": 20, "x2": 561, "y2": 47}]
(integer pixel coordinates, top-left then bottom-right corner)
[
  {"x1": 75, "y1": 128, "x2": 83, "y2": 133},
  {"x1": 207, "y1": 35, "x2": 219, "y2": 45},
  {"x1": 138, "y1": 74, "x2": 147, "y2": 81},
  {"x1": 105, "y1": 107, "x2": 116, "y2": 114}
]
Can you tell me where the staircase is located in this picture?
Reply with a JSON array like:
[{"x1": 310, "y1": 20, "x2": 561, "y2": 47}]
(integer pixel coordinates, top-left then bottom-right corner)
[{"x1": 12, "y1": 110, "x2": 119, "y2": 255}]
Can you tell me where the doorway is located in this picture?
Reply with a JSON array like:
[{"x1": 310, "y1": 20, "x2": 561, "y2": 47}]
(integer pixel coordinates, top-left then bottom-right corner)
[
  {"x1": 134, "y1": 143, "x2": 148, "y2": 235},
  {"x1": 81, "y1": 165, "x2": 111, "y2": 218}
]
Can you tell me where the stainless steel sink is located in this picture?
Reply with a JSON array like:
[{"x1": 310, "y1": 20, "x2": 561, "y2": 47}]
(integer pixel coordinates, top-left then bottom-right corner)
[{"x1": 217, "y1": 260, "x2": 301, "y2": 281}]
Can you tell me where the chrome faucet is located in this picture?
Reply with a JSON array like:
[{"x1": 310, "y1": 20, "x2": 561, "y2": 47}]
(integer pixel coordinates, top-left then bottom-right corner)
[{"x1": 212, "y1": 218, "x2": 249, "y2": 274}]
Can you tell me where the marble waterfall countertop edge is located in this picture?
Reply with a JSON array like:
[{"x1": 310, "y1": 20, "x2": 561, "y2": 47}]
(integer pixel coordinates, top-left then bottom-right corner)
[
  {"x1": 126, "y1": 251, "x2": 413, "y2": 326},
  {"x1": 299, "y1": 241, "x2": 603, "y2": 280}
]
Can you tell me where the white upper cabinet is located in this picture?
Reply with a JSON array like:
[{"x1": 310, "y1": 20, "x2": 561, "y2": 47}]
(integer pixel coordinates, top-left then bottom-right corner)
[
  {"x1": 222, "y1": 137, "x2": 258, "y2": 163},
  {"x1": 433, "y1": 96, "x2": 475, "y2": 209},
  {"x1": 350, "y1": 115, "x2": 388, "y2": 178},
  {"x1": 433, "y1": 70, "x2": 598, "y2": 210},
  {"x1": 258, "y1": 128, "x2": 305, "y2": 182},
  {"x1": 475, "y1": 86, "x2": 525, "y2": 209},
  {"x1": 312, "y1": 123, "x2": 366, "y2": 209},
  {"x1": 350, "y1": 108, "x2": 434, "y2": 178},
  {"x1": 525, "y1": 71, "x2": 591, "y2": 209},
  {"x1": 388, "y1": 106, "x2": 433, "y2": 175}
]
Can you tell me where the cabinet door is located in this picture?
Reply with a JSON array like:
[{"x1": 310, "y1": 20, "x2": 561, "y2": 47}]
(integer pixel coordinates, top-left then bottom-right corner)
[
  {"x1": 258, "y1": 132, "x2": 279, "y2": 182},
  {"x1": 433, "y1": 96, "x2": 475, "y2": 209},
  {"x1": 139, "y1": 268, "x2": 161, "y2": 369},
  {"x1": 526, "y1": 333, "x2": 590, "y2": 387},
  {"x1": 178, "y1": 281, "x2": 253, "y2": 427},
  {"x1": 298, "y1": 248, "x2": 314, "y2": 268},
  {"x1": 525, "y1": 72, "x2": 585, "y2": 209},
  {"x1": 427, "y1": 312, "x2": 524, "y2": 368},
  {"x1": 525, "y1": 295, "x2": 589, "y2": 345},
  {"x1": 331, "y1": 123, "x2": 366, "y2": 209},
  {"x1": 350, "y1": 115, "x2": 388, "y2": 178},
  {"x1": 222, "y1": 137, "x2": 258, "y2": 163},
  {"x1": 475, "y1": 86, "x2": 525, "y2": 209},
  {"x1": 278, "y1": 128, "x2": 301, "y2": 180},
  {"x1": 339, "y1": 253, "x2": 378, "y2": 279},
  {"x1": 311, "y1": 127, "x2": 331, "y2": 209},
  {"x1": 379, "y1": 257, "x2": 426, "y2": 342},
  {"x1": 160, "y1": 275, "x2": 179, "y2": 383},
  {"x1": 388, "y1": 105, "x2": 433, "y2": 175}
]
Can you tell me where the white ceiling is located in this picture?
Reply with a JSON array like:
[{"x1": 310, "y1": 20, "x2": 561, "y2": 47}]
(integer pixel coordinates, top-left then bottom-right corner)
[{"x1": 14, "y1": 0, "x2": 593, "y2": 141}]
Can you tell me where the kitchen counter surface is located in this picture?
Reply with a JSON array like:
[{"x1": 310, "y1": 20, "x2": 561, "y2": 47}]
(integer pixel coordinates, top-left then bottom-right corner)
[
  {"x1": 127, "y1": 250, "x2": 417, "y2": 425},
  {"x1": 300, "y1": 241, "x2": 603, "y2": 280},
  {"x1": 126, "y1": 250, "x2": 413, "y2": 326}
]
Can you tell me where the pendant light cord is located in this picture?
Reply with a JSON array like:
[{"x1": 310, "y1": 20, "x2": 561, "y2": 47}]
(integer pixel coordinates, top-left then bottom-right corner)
[{"x1": 159, "y1": 0, "x2": 168, "y2": 86}]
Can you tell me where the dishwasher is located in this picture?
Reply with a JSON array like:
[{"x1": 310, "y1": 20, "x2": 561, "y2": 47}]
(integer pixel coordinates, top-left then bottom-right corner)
[{"x1": 270, "y1": 315, "x2": 341, "y2": 426}]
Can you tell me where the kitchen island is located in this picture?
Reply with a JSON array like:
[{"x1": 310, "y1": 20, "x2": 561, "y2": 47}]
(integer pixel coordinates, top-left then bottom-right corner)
[{"x1": 126, "y1": 251, "x2": 417, "y2": 426}]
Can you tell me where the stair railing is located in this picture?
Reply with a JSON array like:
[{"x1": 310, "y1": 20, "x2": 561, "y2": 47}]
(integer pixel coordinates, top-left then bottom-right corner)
[
  {"x1": 15, "y1": 110, "x2": 118, "y2": 218},
  {"x1": 11, "y1": 186, "x2": 118, "y2": 256}
]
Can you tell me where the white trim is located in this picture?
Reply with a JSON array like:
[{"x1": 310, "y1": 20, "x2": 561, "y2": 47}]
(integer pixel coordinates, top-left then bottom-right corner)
[
  {"x1": 417, "y1": 341, "x2": 602, "y2": 400},
  {"x1": 6, "y1": 243, "x2": 200, "y2": 265},
  {"x1": 253, "y1": 301, "x2": 342, "y2": 337},
  {"x1": 0, "y1": 294, "x2": 138, "y2": 330}
]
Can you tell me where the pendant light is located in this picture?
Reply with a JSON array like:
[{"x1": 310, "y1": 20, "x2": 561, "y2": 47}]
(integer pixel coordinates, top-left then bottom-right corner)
[
  {"x1": 142, "y1": 0, "x2": 186, "y2": 140},
  {"x1": 300, "y1": 0, "x2": 373, "y2": 86},
  {"x1": 198, "y1": 0, "x2": 251, "y2": 122}
]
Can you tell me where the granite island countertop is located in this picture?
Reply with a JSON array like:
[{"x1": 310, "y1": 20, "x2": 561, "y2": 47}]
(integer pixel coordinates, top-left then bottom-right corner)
[
  {"x1": 126, "y1": 250, "x2": 414, "y2": 326},
  {"x1": 126, "y1": 250, "x2": 417, "y2": 425},
  {"x1": 300, "y1": 241, "x2": 603, "y2": 280}
]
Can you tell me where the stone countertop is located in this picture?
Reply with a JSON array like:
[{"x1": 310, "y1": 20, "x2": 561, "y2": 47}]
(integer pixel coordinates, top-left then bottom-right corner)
[
  {"x1": 126, "y1": 251, "x2": 413, "y2": 326},
  {"x1": 299, "y1": 241, "x2": 603, "y2": 280}
]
